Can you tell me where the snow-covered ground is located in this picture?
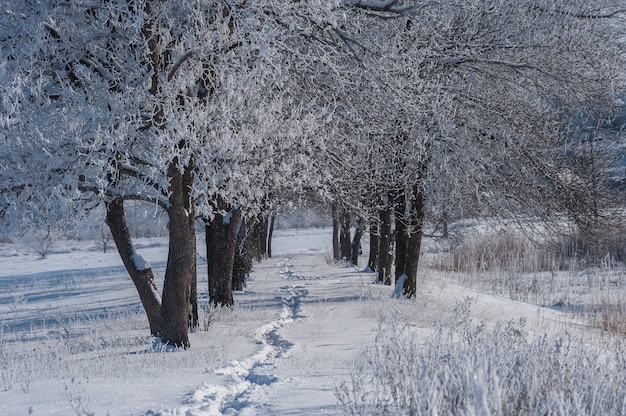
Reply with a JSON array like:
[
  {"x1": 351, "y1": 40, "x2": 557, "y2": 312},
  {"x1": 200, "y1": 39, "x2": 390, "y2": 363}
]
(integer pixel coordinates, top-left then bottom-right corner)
[{"x1": 0, "y1": 228, "x2": 623, "y2": 415}]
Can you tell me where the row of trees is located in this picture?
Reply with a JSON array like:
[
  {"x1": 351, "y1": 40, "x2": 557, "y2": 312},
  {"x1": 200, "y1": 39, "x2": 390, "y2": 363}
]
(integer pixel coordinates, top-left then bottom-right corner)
[{"x1": 1, "y1": 0, "x2": 624, "y2": 347}]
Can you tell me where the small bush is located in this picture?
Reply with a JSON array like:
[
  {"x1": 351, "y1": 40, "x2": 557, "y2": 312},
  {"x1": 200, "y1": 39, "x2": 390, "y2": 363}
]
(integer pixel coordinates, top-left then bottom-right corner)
[{"x1": 336, "y1": 302, "x2": 626, "y2": 415}]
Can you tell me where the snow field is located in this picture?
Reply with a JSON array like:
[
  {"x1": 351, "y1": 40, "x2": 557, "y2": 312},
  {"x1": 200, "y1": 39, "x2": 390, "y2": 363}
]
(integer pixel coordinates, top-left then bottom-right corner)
[{"x1": 0, "y1": 227, "x2": 625, "y2": 415}]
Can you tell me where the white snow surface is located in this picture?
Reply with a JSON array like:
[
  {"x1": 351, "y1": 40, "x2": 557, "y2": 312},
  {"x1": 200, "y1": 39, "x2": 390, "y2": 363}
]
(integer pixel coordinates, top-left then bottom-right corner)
[{"x1": 0, "y1": 228, "x2": 604, "y2": 415}]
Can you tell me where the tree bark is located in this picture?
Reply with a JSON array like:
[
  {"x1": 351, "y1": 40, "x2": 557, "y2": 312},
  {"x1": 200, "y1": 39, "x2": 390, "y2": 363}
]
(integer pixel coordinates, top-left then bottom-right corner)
[
  {"x1": 233, "y1": 220, "x2": 253, "y2": 292},
  {"x1": 350, "y1": 216, "x2": 365, "y2": 267},
  {"x1": 403, "y1": 186, "x2": 425, "y2": 298},
  {"x1": 159, "y1": 160, "x2": 196, "y2": 348},
  {"x1": 367, "y1": 221, "x2": 379, "y2": 273},
  {"x1": 377, "y1": 203, "x2": 393, "y2": 285},
  {"x1": 106, "y1": 197, "x2": 161, "y2": 336},
  {"x1": 206, "y1": 199, "x2": 241, "y2": 307},
  {"x1": 189, "y1": 272, "x2": 199, "y2": 330},
  {"x1": 340, "y1": 209, "x2": 352, "y2": 261},
  {"x1": 331, "y1": 204, "x2": 340, "y2": 261}
]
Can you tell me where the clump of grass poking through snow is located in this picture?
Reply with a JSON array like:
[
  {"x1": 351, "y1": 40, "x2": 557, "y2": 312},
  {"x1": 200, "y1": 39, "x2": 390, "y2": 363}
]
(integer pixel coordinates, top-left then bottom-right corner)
[{"x1": 336, "y1": 299, "x2": 626, "y2": 415}]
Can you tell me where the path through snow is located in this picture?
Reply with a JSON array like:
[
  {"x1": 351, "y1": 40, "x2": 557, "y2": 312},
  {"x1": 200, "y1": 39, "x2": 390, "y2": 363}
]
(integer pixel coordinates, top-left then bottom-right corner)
[{"x1": 154, "y1": 259, "x2": 311, "y2": 415}]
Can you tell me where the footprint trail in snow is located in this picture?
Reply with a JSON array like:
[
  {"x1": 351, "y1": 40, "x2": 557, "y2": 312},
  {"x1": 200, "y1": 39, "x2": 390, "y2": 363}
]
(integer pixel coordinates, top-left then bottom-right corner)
[{"x1": 151, "y1": 259, "x2": 307, "y2": 416}]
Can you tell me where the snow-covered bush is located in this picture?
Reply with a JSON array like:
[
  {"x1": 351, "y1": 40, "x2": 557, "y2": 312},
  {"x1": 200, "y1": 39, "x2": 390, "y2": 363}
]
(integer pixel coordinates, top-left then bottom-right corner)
[{"x1": 336, "y1": 300, "x2": 626, "y2": 415}]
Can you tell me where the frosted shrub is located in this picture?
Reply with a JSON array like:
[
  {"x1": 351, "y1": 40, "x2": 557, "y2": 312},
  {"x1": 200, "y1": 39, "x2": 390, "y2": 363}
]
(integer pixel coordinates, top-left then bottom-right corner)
[{"x1": 336, "y1": 301, "x2": 626, "y2": 415}]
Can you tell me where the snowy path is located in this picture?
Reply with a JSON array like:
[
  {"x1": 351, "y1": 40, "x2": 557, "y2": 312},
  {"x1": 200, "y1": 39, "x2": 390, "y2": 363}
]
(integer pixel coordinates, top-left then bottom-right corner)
[
  {"x1": 162, "y1": 277, "x2": 308, "y2": 416},
  {"x1": 150, "y1": 238, "x2": 378, "y2": 416}
]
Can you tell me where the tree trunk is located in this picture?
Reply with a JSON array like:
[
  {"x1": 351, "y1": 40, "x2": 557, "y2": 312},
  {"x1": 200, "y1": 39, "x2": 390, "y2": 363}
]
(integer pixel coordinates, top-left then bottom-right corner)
[
  {"x1": 233, "y1": 220, "x2": 253, "y2": 292},
  {"x1": 159, "y1": 160, "x2": 196, "y2": 348},
  {"x1": 206, "y1": 200, "x2": 241, "y2": 307},
  {"x1": 106, "y1": 198, "x2": 161, "y2": 336},
  {"x1": 189, "y1": 273, "x2": 198, "y2": 330},
  {"x1": 377, "y1": 204, "x2": 392, "y2": 285},
  {"x1": 332, "y1": 204, "x2": 340, "y2": 261},
  {"x1": 350, "y1": 216, "x2": 365, "y2": 267},
  {"x1": 394, "y1": 192, "x2": 407, "y2": 280},
  {"x1": 267, "y1": 215, "x2": 275, "y2": 258},
  {"x1": 403, "y1": 186, "x2": 425, "y2": 298},
  {"x1": 340, "y1": 209, "x2": 352, "y2": 261},
  {"x1": 367, "y1": 221, "x2": 379, "y2": 273}
]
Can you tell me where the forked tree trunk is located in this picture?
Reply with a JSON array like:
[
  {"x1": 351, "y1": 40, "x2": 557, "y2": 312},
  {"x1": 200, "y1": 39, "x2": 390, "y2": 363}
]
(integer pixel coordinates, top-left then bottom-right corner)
[
  {"x1": 350, "y1": 216, "x2": 365, "y2": 267},
  {"x1": 367, "y1": 221, "x2": 379, "y2": 273},
  {"x1": 378, "y1": 204, "x2": 393, "y2": 285},
  {"x1": 159, "y1": 160, "x2": 197, "y2": 348},
  {"x1": 206, "y1": 200, "x2": 241, "y2": 307},
  {"x1": 106, "y1": 197, "x2": 161, "y2": 336},
  {"x1": 332, "y1": 204, "x2": 340, "y2": 261}
]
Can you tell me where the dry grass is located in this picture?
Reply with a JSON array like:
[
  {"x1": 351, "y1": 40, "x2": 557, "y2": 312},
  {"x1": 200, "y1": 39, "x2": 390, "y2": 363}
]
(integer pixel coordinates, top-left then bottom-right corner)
[{"x1": 430, "y1": 223, "x2": 626, "y2": 337}]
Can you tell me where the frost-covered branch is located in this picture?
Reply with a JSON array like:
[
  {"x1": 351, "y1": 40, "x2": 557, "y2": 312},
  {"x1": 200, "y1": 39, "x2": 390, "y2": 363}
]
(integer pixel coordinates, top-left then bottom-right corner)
[{"x1": 346, "y1": 0, "x2": 420, "y2": 15}]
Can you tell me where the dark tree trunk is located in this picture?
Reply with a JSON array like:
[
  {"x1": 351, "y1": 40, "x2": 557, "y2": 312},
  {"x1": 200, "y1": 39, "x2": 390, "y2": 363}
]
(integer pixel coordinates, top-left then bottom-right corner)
[
  {"x1": 332, "y1": 204, "x2": 340, "y2": 261},
  {"x1": 377, "y1": 204, "x2": 393, "y2": 285},
  {"x1": 340, "y1": 209, "x2": 352, "y2": 261},
  {"x1": 403, "y1": 187, "x2": 425, "y2": 298},
  {"x1": 394, "y1": 192, "x2": 407, "y2": 280},
  {"x1": 233, "y1": 220, "x2": 254, "y2": 292},
  {"x1": 159, "y1": 160, "x2": 196, "y2": 348},
  {"x1": 251, "y1": 219, "x2": 264, "y2": 262},
  {"x1": 267, "y1": 215, "x2": 275, "y2": 258},
  {"x1": 106, "y1": 198, "x2": 161, "y2": 336},
  {"x1": 189, "y1": 273, "x2": 198, "y2": 329},
  {"x1": 206, "y1": 200, "x2": 241, "y2": 307},
  {"x1": 367, "y1": 221, "x2": 379, "y2": 273},
  {"x1": 350, "y1": 216, "x2": 365, "y2": 267}
]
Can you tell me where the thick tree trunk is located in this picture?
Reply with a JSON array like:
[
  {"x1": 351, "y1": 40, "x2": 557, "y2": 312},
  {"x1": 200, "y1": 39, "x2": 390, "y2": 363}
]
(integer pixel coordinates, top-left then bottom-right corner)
[
  {"x1": 340, "y1": 209, "x2": 352, "y2": 261},
  {"x1": 159, "y1": 160, "x2": 196, "y2": 348},
  {"x1": 350, "y1": 216, "x2": 365, "y2": 267},
  {"x1": 367, "y1": 221, "x2": 379, "y2": 273},
  {"x1": 233, "y1": 220, "x2": 253, "y2": 292},
  {"x1": 267, "y1": 215, "x2": 275, "y2": 258},
  {"x1": 377, "y1": 204, "x2": 392, "y2": 285},
  {"x1": 403, "y1": 186, "x2": 425, "y2": 298},
  {"x1": 206, "y1": 200, "x2": 241, "y2": 307},
  {"x1": 332, "y1": 204, "x2": 340, "y2": 261},
  {"x1": 106, "y1": 198, "x2": 161, "y2": 336}
]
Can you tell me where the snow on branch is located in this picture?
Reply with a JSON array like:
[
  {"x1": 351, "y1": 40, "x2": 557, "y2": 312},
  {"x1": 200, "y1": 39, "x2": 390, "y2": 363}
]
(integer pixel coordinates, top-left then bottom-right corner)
[{"x1": 346, "y1": 0, "x2": 422, "y2": 15}]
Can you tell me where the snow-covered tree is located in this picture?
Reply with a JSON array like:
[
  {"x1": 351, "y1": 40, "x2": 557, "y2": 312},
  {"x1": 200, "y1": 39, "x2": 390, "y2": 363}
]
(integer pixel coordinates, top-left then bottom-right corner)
[
  {"x1": 323, "y1": 0, "x2": 625, "y2": 296},
  {"x1": 0, "y1": 0, "x2": 346, "y2": 347}
]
